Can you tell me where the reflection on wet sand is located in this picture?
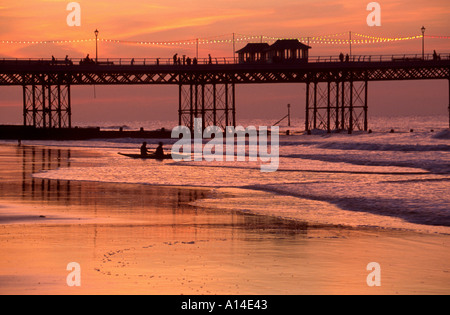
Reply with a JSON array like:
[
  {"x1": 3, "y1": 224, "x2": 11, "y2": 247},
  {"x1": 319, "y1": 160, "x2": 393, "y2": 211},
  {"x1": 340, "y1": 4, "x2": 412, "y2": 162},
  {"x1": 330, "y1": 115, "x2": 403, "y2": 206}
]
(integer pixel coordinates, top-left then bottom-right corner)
[
  {"x1": 19, "y1": 147, "x2": 71, "y2": 202},
  {"x1": 1, "y1": 144, "x2": 449, "y2": 295},
  {"x1": 10, "y1": 146, "x2": 200, "y2": 209},
  {"x1": 1, "y1": 144, "x2": 309, "y2": 235}
]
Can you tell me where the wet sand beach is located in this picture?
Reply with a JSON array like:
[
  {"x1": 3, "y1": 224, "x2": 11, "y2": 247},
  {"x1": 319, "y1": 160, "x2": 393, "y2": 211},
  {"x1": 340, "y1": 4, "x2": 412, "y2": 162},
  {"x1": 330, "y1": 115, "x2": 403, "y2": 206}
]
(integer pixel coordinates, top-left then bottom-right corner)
[{"x1": 0, "y1": 144, "x2": 449, "y2": 295}]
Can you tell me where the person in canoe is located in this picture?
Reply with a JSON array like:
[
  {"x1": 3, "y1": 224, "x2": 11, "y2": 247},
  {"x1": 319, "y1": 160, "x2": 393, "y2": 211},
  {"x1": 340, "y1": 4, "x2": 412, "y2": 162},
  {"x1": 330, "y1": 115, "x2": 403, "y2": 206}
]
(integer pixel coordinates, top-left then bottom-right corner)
[
  {"x1": 154, "y1": 142, "x2": 165, "y2": 159},
  {"x1": 140, "y1": 142, "x2": 150, "y2": 157}
]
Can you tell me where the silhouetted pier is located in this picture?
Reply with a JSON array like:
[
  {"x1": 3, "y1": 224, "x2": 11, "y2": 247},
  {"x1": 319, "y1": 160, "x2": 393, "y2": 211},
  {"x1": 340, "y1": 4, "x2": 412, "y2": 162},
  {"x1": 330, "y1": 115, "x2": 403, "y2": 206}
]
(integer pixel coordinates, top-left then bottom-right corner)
[
  {"x1": 0, "y1": 125, "x2": 172, "y2": 141},
  {"x1": 1, "y1": 49, "x2": 449, "y2": 139}
]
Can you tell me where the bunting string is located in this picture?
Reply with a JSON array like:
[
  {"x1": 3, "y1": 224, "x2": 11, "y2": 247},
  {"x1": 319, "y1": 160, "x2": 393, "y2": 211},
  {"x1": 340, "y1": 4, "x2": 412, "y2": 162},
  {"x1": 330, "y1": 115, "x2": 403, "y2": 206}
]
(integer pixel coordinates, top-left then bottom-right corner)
[{"x1": 1, "y1": 32, "x2": 448, "y2": 46}]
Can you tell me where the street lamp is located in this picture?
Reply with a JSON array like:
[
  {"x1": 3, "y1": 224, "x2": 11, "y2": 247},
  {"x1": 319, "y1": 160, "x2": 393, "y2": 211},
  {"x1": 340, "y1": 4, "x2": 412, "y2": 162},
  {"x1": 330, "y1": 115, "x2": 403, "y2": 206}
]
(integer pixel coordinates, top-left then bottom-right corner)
[
  {"x1": 94, "y1": 29, "x2": 99, "y2": 63},
  {"x1": 421, "y1": 26, "x2": 426, "y2": 60}
]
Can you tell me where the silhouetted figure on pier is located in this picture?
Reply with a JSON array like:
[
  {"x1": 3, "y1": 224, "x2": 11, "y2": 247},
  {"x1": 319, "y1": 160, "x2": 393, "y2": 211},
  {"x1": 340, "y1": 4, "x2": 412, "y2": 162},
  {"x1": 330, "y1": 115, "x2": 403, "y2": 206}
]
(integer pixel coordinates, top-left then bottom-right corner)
[
  {"x1": 131, "y1": 58, "x2": 135, "y2": 65},
  {"x1": 345, "y1": 54, "x2": 350, "y2": 62},
  {"x1": 193, "y1": 58, "x2": 198, "y2": 65},
  {"x1": 173, "y1": 53, "x2": 178, "y2": 65},
  {"x1": 140, "y1": 142, "x2": 150, "y2": 157},
  {"x1": 208, "y1": 54, "x2": 212, "y2": 64},
  {"x1": 186, "y1": 57, "x2": 191, "y2": 65},
  {"x1": 339, "y1": 53, "x2": 344, "y2": 62},
  {"x1": 79, "y1": 54, "x2": 95, "y2": 65},
  {"x1": 433, "y1": 50, "x2": 440, "y2": 61}
]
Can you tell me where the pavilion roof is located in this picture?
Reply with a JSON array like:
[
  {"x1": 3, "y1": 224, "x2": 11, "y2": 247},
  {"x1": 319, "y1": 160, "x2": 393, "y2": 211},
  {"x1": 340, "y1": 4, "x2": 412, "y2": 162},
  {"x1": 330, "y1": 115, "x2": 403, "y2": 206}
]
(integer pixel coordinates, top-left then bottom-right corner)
[
  {"x1": 269, "y1": 39, "x2": 311, "y2": 50},
  {"x1": 235, "y1": 43, "x2": 270, "y2": 54}
]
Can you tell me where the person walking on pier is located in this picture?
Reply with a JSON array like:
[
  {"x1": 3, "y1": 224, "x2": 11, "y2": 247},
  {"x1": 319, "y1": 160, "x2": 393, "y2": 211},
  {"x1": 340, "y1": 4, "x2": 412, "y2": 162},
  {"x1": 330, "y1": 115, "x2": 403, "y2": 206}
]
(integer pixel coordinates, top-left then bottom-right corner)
[
  {"x1": 433, "y1": 50, "x2": 440, "y2": 61},
  {"x1": 339, "y1": 53, "x2": 344, "y2": 62},
  {"x1": 173, "y1": 53, "x2": 178, "y2": 65}
]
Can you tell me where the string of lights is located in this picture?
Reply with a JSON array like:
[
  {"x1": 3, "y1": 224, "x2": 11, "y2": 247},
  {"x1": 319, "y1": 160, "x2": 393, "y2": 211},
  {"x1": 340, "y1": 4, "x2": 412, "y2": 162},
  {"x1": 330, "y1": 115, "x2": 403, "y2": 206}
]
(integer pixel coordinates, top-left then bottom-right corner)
[
  {"x1": 1, "y1": 32, "x2": 448, "y2": 46},
  {"x1": 353, "y1": 33, "x2": 423, "y2": 41},
  {"x1": 425, "y1": 35, "x2": 450, "y2": 39}
]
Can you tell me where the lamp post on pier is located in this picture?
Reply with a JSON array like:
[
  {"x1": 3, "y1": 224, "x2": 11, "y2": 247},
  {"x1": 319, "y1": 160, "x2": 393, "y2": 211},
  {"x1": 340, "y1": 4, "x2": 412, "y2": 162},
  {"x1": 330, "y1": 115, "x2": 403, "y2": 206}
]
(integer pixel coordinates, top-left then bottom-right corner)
[
  {"x1": 421, "y1": 26, "x2": 426, "y2": 60},
  {"x1": 95, "y1": 29, "x2": 99, "y2": 63}
]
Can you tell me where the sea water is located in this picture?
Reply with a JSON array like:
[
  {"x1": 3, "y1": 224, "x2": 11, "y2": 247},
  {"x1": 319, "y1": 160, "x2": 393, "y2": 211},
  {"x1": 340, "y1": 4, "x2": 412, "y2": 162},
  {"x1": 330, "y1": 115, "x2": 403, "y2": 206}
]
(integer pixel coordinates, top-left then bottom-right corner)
[{"x1": 11, "y1": 115, "x2": 450, "y2": 234}]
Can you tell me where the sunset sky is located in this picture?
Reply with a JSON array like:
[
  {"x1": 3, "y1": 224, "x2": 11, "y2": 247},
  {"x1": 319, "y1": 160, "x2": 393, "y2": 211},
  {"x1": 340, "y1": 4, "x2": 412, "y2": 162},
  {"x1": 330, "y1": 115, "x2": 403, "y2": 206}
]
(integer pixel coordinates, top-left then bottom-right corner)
[{"x1": 0, "y1": 0, "x2": 449, "y2": 126}]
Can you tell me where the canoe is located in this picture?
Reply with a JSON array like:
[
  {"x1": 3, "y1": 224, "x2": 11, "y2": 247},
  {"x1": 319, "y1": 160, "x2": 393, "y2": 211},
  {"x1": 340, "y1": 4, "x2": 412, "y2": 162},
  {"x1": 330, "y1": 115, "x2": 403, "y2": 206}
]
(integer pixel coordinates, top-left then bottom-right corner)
[{"x1": 118, "y1": 153, "x2": 187, "y2": 160}]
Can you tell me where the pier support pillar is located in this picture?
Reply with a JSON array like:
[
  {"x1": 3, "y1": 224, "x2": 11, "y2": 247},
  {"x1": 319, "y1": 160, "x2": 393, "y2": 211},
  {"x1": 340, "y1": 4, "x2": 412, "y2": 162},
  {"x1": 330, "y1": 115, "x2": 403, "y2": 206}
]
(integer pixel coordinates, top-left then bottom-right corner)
[
  {"x1": 305, "y1": 80, "x2": 367, "y2": 133},
  {"x1": 305, "y1": 82, "x2": 310, "y2": 132},
  {"x1": 23, "y1": 84, "x2": 71, "y2": 129},
  {"x1": 179, "y1": 83, "x2": 235, "y2": 132}
]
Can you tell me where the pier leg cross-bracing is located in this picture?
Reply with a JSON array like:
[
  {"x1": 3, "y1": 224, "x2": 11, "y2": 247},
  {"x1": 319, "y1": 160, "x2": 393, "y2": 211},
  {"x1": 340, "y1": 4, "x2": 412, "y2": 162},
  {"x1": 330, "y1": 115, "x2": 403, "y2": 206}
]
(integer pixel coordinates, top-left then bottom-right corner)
[
  {"x1": 22, "y1": 82, "x2": 72, "y2": 129},
  {"x1": 179, "y1": 83, "x2": 236, "y2": 132},
  {"x1": 305, "y1": 75, "x2": 368, "y2": 133}
]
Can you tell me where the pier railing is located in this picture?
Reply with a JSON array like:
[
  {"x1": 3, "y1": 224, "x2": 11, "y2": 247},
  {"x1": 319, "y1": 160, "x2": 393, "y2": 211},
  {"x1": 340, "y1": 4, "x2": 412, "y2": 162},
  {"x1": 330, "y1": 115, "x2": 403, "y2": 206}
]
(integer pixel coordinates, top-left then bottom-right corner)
[{"x1": 1, "y1": 53, "x2": 449, "y2": 66}]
